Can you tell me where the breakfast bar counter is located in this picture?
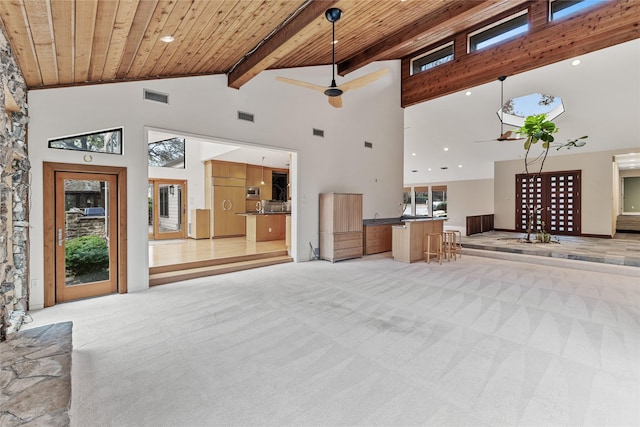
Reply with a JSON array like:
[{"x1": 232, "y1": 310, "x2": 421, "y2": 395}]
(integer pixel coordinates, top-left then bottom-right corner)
[
  {"x1": 239, "y1": 212, "x2": 289, "y2": 242},
  {"x1": 392, "y1": 217, "x2": 446, "y2": 263}
]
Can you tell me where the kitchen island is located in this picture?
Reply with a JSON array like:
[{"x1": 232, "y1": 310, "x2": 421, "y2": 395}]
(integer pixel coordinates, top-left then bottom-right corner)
[
  {"x1": 392, "y1": 217, "x2": 447, "y2": 263},
  {"x1": 240, "y1": 212, "x2": 289, "y2": 242}
]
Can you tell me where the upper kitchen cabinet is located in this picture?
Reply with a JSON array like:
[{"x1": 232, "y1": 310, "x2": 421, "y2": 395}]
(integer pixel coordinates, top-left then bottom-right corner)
[
  {"x1": 210, "y1": 160, "x2": 246, "y2": 179},
  {"x1": 246, "y1": 164, "x2": 272, "y2": 199},
  {"x1": 246, "y1": 165, "x2": 261, "y2": 187}
]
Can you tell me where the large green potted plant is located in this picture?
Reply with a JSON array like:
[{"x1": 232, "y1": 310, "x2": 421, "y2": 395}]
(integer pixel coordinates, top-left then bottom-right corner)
[{"x1": 518, "y1": 114, "x2": 587, "y2": 242}]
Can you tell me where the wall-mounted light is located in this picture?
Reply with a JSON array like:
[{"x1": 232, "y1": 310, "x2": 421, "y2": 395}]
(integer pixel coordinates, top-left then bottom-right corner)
[{"x1": 169, "y1": 185, "x2": 175, "y2": 195}]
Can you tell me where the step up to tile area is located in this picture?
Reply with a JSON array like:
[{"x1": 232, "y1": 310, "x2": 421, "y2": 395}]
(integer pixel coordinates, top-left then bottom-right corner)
[
  {"x1": 149, "y1": 253, "x2": 292, "y2": 286},
  {"x1": 617, "y1": 215, "x2": 640, "y2": 232}
]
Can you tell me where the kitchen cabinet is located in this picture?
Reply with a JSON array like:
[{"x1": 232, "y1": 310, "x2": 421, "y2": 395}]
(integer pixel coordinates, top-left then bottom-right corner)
[
  {"x1": 190, "y1": 209, "x2": 210, "y2": 239},
  {"x1": 211, "y1": 182, "x2": 246, "y2": 238},
  {"x1": 244, "y1": 213, "x2": 286, "y2": 241},
  {"x1": 210, "y1": 160, "x2": 246, "y2": 179},
  {"x1": 246, "y1": 164, "x2": 272, "y2": 199},
  {"x1": 319, "y1": 193, "x2": 363, "y2": 262},
  {"x1": 204, "y1": 161, "x2": 246, "y2": 238},
  {"x1": 364, "y1": 223, "x2": 395, "y2": 254}
]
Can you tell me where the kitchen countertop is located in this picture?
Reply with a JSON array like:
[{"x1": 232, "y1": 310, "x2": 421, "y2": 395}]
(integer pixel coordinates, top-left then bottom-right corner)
[
  {"x1": 363, "y1": 216, "x2": 447, "y2": 226},
  {"x1": 239, "y1": 211, "x2": 291, "y2": 216}
]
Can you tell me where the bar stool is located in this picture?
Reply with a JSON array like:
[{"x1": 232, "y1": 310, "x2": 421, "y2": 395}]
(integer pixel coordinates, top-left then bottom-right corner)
[
  {"x1": 449, "y1": 230, "x2": 463, "y2": 259},
  {"x1": 444, "y1": 231, "x2": 464, "y2": 260},
  {"x1": 424, "y1": 232, "x2": 443, "y2": 264}
]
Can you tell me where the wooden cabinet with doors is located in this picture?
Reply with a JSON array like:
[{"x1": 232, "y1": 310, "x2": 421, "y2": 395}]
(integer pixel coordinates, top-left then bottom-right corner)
[
  {"x1": 246, "y1": 164, "x2": 272, "y2": 199},
  {"x1": 246, "y1": 165, "x2": 261, "y2": 187},
  {"x1": 319, "y1": 193, "x2": 363, "y2": 262},
  {"x1": 204, "y1": 161, "x2": 246, "y2": 238},
  {"x1": 210, "y1": 160, "x2": 246, "y2": 179},
  {"x1": 211, "y1": 181, "x2": 246, "y2": 237},
  {"x1": 364, "y1": 223, "x2": 399, "y2": 255}
]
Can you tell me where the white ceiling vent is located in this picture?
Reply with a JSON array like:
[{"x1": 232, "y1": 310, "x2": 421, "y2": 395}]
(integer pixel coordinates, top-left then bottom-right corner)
[
  {"x1": 143, "y1": 89, "x2": 169, "y2": 104},
  {"x1": 238, "y1": 111, "x2": 255, "y2": 122},
  {"x1": 364, "y1": 141, "x2": 373, "y2": 149},
  {"x1": 312, "y1": 128, "x2": 324, "y2": 137}
]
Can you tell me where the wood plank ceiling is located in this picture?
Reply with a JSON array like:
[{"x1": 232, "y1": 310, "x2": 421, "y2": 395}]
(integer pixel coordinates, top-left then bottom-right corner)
[{"x1": 0, "y1": 0, "x2": 638, "y2": 106}]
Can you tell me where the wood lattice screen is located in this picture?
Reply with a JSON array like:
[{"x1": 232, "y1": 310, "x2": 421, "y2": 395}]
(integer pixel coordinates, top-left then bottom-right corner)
[{"x1": 516, "y1": 170, "x2": 581, "y2": 236}]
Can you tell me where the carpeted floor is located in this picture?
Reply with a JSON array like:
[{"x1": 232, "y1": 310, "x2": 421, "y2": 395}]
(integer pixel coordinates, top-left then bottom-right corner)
[{"x1": 23, "y1": 254, "x2": 640, "y2": 426}]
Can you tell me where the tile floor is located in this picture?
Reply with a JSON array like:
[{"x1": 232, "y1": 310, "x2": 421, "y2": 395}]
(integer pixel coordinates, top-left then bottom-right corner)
[
  {"x1": 23, "y1": 251, "x2": 640, "y2": 426},
  {"x1": 461, "y1": 231, "x2": 640, "y2": 269}
]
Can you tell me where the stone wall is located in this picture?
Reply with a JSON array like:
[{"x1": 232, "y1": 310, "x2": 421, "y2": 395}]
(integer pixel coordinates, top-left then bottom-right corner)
[
  {"x1": 65, "y1": 212, "x2": 107, "y2": 240},
  {"x1": 1, "y1": 24, "x2": 30, "y2": 339}
]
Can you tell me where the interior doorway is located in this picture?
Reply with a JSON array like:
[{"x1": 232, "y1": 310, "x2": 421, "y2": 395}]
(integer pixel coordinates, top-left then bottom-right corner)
[
  {"x1": 43, "y1": 162, "x2": 127, "y2": 307},
  {"x1": 148, "y1": 179, "x2": 187, "y2": 240}
]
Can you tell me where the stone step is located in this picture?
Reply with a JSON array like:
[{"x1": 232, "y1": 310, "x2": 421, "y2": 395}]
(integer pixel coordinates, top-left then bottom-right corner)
[
  {"x1": 617, "y1": 215, "x2": 640, "y2": 231},
  {"x1": 149, "y1": 255, "x2": 292, "y2": 286}
]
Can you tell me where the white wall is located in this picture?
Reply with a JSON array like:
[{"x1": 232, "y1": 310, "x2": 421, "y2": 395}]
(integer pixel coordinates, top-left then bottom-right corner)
[
  {"x1": 494, "y1": 148, "x2": 636, "y2": 236},
  {"x1": 27, "y1": 61, "x2": 404, "y2": 309}
]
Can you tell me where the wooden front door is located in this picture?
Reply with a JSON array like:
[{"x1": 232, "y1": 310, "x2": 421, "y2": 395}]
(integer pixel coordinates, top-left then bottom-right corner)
[
  {"x1": 516, "y1": 170, "x2": 581, "y2": 236},
  {"x1": 55, "y1": 172, "x2": 118, "y2": 302},
  {"x1": 44, "y1": 163, "x2": 127, "y2": 307}
]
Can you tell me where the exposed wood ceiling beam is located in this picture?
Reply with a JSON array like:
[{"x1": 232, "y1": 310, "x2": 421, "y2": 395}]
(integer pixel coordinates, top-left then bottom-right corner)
[
  {"x1": 227, "y1": 0, "x2": 338, "y2": 90},
  {"x1": 401, "y1": 0, "x2": 640, "y2": 107},
  {"x1": 337, "y1": 0, "x2": 530, "y2": 76}
]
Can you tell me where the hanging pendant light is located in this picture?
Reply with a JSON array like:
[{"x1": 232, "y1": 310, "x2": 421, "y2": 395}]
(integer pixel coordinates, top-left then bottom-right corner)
[{"x1": 260, "y1": 156, "x2": 265, "y2": 185}]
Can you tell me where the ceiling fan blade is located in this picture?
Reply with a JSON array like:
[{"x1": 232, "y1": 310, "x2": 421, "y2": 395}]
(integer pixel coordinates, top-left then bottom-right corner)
[
  {"x1": 275, "y1": 76, "x2": 326, "y2": 92},
  {"x1": 496, "y1": 130, "x2": 524, "y2": 141},
  {"x1": 338, "y1": 68, "x2": 388, "y2": 93},
  {"x1": 474, "y1": 130, "x2": 525, "y2": 143},
  {"x1": 328, "y1": 95, "x2": 342, "y2": 108}
]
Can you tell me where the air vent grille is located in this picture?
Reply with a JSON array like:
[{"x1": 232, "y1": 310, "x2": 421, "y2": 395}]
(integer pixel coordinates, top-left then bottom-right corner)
[
  {"x1": 364, "y1": 141, "x2": 373, "y2": 149},
  {"x1": 143, "y1": 89, "x2": 169, "y2": 104},
  {"x1": 238, "y1": 111, "x2": 255, "y2": 122},
  {"x1": 312, "y1": 128, "x2": 324, "y2": 137}
]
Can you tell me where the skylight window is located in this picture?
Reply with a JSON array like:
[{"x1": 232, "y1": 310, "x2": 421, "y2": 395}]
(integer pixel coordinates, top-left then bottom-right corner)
[
  {"x1": 410, "y1": 42, "x2": 454, "y2": 75},
  {"x1": 468, "y1": 11, "x2": 529, "y2": 52},
  {"x1": 498, "y1": 93, "x2": 565, "y2": 127},
  {"x1": 550, "y1": 0, "x2": 607, "y2": 21}
]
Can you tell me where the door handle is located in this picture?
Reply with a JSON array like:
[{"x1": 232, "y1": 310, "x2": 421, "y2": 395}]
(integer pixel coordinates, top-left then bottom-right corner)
[
  {"x1": 58, "y1": 228, "x2": 63, "y2": 246},
  {"x1": 222, "y1": 200, "x2": 227, "y2": 211}
]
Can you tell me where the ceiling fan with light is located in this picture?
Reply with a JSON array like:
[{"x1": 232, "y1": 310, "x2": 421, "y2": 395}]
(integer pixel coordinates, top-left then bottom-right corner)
[
  {"x1": 275, "y1": 8, "x2": 388, "y2": 108},
  {"x1": 474, "y1": 75, "x2": 525, "y2": 142}
]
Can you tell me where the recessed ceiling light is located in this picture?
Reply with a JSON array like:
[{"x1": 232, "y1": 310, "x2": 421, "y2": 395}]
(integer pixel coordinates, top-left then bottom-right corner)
[
  {"x1": 332, "y1": 40, "x2": 338, "y2": 45},
  {"x1": 465, "y1": 91, "x2": 472, "y2": 96},
  {"x1": 160, "y1": 35, "x2": 175, "y2": 43},
  {"x1": 412, "y1": 152, "x2": 416, "y2": 156},
  {"x1": 428, "y1": 168, "x2": 432, "y2": 171},
  {"x1": 571, "y1": 59, "x2": 581, "y2": 66},
  {"x1": 443, "y1": 147, "x2": 449, "y2": 151},
  {"x1": 458, "y1": 164, "x2": 462, "y2": 168}
]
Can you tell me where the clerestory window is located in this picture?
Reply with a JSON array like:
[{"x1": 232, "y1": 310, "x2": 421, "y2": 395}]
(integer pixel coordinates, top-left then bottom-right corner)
[
  {"x1": 411, "y1": 42, "x2": 454, "y2": 75},
  {"x1": 468, "y1": 11, "x2": 529, "y2": 52}
]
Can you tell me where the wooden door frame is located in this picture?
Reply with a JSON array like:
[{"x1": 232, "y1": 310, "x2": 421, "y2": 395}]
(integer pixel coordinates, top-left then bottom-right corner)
[
  {"x1": 43, "y1": 162, "x2": 127, "y2": 307},
  {"x1": 148, "y1": 178, "x2": 188, "y2": 240}
]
